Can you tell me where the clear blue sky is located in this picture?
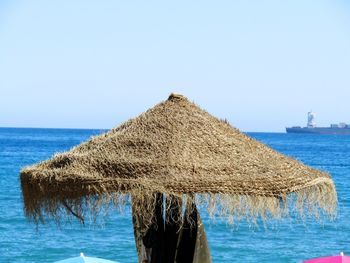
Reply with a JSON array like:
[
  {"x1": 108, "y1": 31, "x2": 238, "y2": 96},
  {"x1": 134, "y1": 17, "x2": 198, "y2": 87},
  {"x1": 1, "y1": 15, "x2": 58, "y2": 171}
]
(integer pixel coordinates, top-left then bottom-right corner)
[{"x1": 1, "y1": 0, "x2": 349, "y2": 132}]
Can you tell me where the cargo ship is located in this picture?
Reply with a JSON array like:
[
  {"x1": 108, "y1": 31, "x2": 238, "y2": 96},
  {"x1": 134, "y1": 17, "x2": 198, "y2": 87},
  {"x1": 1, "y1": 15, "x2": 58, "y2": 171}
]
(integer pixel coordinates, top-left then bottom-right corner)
[{"x1": 286, "y1": 112, "x2": 350, "y2": 135}]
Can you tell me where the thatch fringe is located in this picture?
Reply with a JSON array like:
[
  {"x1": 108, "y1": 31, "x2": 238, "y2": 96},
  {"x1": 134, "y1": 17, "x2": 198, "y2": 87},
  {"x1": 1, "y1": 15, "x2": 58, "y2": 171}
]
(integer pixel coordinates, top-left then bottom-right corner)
[{"x1": 22, "y1": 178, "x2": 336, "y2": 227}]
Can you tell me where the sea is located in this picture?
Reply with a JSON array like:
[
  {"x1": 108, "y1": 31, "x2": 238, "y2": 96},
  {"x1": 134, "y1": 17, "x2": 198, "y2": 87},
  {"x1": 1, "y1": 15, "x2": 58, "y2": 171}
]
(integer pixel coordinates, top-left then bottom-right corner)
[{"x1": 1, "y1": 127, "x2": 350, "y2": 263}]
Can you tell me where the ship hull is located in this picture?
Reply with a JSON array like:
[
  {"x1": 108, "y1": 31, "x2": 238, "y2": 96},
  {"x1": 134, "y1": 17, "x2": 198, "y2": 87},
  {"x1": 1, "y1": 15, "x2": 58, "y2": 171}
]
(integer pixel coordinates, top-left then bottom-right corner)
[{"x1": 286, "y1": 127, "x2": 350, "y2": 135}]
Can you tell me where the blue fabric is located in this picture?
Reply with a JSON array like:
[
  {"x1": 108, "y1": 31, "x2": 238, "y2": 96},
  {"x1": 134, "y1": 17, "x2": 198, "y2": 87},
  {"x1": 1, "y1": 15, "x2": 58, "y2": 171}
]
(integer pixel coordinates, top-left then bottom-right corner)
[{"x1": 55, "y1": 255, "x2": 118, "y2": 263}]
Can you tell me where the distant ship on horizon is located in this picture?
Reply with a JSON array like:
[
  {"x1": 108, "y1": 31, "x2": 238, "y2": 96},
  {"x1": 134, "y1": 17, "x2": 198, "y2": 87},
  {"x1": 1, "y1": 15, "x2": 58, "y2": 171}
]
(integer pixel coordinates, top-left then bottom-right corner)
[{"x1": 286, "y1": 112, "x2": 350, "y2": 135}]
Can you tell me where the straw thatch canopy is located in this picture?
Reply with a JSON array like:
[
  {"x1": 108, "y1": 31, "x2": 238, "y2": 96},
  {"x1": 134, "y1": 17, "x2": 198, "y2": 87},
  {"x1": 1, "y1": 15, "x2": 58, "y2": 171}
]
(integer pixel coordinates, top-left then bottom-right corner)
[{"x1": 20, "y1": 93, "x2": 336, "y2": 225}]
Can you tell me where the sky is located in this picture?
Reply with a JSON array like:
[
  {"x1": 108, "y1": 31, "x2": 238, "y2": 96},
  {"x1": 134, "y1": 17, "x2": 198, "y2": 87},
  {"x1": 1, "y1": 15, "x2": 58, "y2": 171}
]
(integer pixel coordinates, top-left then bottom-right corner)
[{"x1": 0, "y1": 0, "x2": 349, "y2": 132}]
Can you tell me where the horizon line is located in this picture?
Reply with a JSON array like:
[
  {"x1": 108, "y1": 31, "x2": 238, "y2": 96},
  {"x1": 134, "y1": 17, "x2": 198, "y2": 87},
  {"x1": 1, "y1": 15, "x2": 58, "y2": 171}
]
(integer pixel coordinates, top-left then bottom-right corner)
[{"x1": 0, "y1": 126, "x2": 283, "y2": 134}]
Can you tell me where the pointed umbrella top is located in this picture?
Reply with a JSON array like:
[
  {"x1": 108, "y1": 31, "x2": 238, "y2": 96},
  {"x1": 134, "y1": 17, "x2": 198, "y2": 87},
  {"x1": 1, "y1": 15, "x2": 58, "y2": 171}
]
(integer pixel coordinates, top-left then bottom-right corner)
[
  {"x1": 54, "y1": 253, "x2": 118, "y2": 263},
  {"x1": 20, "y1": 93, "x2": 336, "y2": 224},
  {"x1": 303, "y1": 252, "x2": 350, "y2": 263}
]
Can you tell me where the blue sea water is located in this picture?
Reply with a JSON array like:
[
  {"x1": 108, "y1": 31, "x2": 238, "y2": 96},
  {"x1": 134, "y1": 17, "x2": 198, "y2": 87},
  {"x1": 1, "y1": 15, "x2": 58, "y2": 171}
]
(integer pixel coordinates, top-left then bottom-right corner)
[{"x1": 1, "y1": 127, "x2": 350, "y2": 263}]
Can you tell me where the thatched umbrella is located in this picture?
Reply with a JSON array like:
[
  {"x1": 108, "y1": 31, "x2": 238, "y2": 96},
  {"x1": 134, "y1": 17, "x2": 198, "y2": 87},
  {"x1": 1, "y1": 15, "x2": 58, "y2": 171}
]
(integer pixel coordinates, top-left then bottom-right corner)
[{"x1": 20, "y1": 93, "x2": 336, "y2": 225}]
